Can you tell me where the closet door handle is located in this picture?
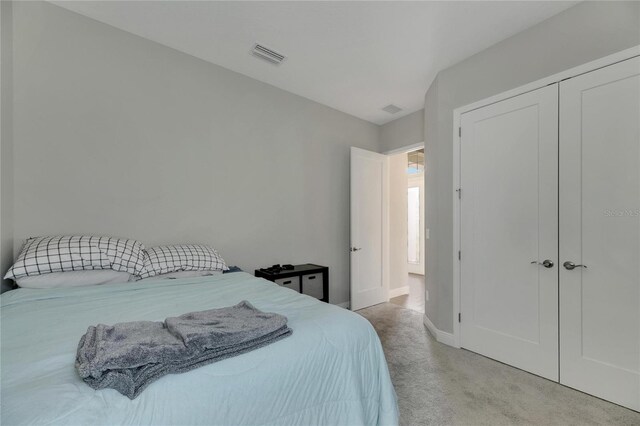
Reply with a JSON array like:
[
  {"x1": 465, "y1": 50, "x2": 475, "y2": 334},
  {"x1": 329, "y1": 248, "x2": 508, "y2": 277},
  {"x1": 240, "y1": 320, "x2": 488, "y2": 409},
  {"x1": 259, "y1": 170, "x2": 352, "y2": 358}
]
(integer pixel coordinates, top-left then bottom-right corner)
[
  {"x1": 531, "y1": 260, "x2": 554, "y2": 268},
  {"x1": 563, "y1": 261, "x2": 587, "y2": 270}
]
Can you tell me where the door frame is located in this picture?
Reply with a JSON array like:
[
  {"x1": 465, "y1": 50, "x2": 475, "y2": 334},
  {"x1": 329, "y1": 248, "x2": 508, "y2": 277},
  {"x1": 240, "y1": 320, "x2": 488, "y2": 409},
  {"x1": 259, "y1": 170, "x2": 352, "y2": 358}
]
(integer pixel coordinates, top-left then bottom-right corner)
[
  {"x1": 448, "y1": 45, "x2": 640, "y2": 349},
  {"x1": 407, "y1": 172, "x2": 425, "y2": 275},
  {"x1": 383, "y1": 141, "x2": 426, "y2": 278},
  {"x1": 384, "y1": 141, "x2": 424, "y2": 156}
]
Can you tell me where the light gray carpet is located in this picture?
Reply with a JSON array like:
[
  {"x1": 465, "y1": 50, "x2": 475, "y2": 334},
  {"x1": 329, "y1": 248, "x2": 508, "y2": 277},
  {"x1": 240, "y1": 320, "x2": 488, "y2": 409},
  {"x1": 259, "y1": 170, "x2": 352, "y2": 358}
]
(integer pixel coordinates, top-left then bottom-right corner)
[{"x1": 357, "y1": 302, "x2": 640, "y2": 426}]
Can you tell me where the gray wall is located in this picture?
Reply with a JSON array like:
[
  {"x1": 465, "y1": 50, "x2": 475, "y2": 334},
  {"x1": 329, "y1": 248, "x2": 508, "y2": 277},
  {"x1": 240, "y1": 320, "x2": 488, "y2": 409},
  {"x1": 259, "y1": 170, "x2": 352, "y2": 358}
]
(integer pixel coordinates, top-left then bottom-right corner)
[
  {"x1": 1, "y1": 0, "x2": 14, "y2": 293},
  {"x1": 380, "y1": 109, "x2": 424, "y2": 153},
  {"x1": 9, "y1": 1, "x2": 381, "y2": 304},
  {"x1": 424, "y1": 1, "x2": 640, "y2": 332},
  {"x1": 423, "y1": 75, "x2": 439, "y2": 325}
]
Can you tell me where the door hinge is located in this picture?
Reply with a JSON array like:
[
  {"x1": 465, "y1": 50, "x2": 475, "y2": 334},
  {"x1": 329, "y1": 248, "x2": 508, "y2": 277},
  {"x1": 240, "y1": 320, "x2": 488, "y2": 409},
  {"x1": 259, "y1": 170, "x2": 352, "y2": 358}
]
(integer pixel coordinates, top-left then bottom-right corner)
[
  {"x1": 458, "y1": 313, "x2": 462, "y2": 323},
  {"x1": 459, "y1": 127, "x2": 462, "y2": 137},
  {"x1": 458, "y1": 250, "x2": 461, "y2": 261},
  {"x1": 456, "y1": 188, "x2": 462, "y2": 199}
]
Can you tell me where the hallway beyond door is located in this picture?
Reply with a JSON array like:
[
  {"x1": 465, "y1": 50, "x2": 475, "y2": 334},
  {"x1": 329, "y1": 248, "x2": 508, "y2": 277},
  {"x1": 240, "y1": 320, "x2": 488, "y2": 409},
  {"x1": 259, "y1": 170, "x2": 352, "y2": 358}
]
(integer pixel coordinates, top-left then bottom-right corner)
[{"x1": 390, "y1": 274, "x2": 424, "y2": 313}]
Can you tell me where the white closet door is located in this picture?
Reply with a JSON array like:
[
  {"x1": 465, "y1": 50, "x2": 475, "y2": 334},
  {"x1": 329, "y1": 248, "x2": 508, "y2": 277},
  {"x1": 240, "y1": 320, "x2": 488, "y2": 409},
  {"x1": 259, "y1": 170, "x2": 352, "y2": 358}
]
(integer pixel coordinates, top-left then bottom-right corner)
[
  {"x1": 460, "y1": 85, "x2": 559, "y2": 380},
  {"x1": 559, "y1": 56, "x2": 640, "y2": 411}
]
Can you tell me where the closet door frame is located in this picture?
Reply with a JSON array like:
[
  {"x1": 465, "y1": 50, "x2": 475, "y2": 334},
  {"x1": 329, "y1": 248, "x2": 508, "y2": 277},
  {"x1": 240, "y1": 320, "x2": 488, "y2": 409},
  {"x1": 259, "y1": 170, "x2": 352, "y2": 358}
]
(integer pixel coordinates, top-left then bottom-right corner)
[{"x1": 449, "y1": 45, "x2": 640, "y2": 349}]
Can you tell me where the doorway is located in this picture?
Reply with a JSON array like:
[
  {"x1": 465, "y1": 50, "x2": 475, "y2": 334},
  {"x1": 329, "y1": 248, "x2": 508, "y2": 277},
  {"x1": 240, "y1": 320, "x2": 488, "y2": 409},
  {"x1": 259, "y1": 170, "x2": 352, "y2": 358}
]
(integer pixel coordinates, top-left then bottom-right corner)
[
  {"x1": 407, "y1": 150, "x2": 425, "y2": 275},
  {"x1": 349, "y1": 143, "x2": 425, "y2": 313},
  {"x1": 389, "y1": 147, "x2": 425, "y2": 313}
]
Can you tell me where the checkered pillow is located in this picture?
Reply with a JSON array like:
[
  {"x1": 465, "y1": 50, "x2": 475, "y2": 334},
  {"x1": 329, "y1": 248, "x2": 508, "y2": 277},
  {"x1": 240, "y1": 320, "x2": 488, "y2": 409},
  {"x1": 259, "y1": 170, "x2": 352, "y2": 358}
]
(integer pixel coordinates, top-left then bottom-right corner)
[
  {"x1": 4, "y1": 236, "x2": 146, "y2": 280},
  {"x1": 139, "y1": 245, "x2": 228, "y2": 279}
]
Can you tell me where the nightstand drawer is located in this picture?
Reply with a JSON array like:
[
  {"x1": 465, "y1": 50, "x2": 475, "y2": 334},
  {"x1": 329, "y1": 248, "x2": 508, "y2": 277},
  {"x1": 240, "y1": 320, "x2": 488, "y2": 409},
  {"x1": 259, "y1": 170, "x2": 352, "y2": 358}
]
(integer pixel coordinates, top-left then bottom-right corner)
[
  {"x1": 302, "y1": 273, "x2": 324, "y2": 299},
  {"x1": 254, "y1": 264, "x2": 328, "y2": 302},
  {"x1": 275, "y1": 276, "x2": 300, "y2": 292}
]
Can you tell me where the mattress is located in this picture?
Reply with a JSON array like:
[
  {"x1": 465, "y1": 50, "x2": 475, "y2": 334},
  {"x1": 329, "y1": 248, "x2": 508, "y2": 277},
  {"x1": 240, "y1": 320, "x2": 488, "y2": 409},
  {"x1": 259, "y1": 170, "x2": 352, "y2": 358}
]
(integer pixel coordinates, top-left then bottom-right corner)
[{"x1": 0, "y1": 272, "x2": 398, "y2": 425}]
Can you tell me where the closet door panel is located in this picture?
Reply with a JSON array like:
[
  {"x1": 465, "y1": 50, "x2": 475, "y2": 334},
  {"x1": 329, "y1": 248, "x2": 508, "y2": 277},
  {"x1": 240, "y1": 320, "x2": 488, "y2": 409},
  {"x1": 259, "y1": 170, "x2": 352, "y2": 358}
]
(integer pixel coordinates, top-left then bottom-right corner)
[
  {"x1": 460, "y1": 84, "x2": 559, "y2": 380},
  {"x1": 560, "y1": 56, "x2": 640, "y2": 411}
]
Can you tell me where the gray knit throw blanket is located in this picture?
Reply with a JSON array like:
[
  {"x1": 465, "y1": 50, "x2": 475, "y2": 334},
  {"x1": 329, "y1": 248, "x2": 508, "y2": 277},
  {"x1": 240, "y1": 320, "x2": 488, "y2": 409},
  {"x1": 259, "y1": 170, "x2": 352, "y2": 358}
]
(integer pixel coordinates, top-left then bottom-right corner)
[{"x1": 75, "y1": 301, "x2": 292, "y2": 399}]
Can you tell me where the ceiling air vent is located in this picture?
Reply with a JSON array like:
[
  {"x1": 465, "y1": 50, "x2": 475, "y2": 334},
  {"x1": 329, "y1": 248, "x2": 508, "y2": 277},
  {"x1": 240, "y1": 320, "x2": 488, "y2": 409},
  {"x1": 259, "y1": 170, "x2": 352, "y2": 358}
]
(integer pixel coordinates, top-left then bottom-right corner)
[
  {"x1": 382, "y1": 104, "x2": 402, "y2": 114},
  {"x1": 252, "y1": 43, "x2": 286, "y2": 65}
]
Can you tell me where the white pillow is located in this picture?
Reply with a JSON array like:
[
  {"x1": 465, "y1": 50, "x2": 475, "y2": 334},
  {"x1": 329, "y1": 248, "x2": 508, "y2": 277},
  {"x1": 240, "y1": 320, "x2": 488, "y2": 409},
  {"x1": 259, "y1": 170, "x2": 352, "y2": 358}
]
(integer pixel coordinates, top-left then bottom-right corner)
[
  {"x1": 5, "y1": 235, "x2": 146, "y2": 280},
  {"x1": 16, "y1": 270, "x2": 132, "y2": 289},
  {"x1": 138, "y1": 270, "x2": 223, "y2": 281},
  {"x1": 139, "y1": 245, "x2": 228, "y2": 278}
]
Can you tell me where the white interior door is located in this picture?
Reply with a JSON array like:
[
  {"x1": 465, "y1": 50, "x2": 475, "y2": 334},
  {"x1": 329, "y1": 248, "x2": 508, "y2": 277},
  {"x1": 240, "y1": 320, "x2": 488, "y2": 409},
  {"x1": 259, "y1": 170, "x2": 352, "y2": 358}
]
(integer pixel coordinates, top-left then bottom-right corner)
[
  {"x1": 559, "y1": 56, "x2": 640, "y2": 411},
  {"x1": 407, "y1": 174, "x2": 425, "y2": 275},
  {"x1": 460, "y1": 85, "x2": 559, "y2": 380},
  {"x1": 350, "y1": 147, "x2": 389, "y2": 311}
]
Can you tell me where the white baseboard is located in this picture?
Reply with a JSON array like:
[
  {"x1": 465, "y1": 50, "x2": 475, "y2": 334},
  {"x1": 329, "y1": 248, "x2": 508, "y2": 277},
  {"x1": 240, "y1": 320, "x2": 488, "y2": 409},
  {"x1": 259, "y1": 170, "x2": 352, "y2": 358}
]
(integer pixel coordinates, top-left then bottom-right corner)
[
  {"x1": 436, "y1": 329, "x2": 457, "y2": 347},
  {"x1": 336, "y1": 301, "x2": 350, "y2": 309},
  {"x1": 422, "y1": 314, "x2": 438, "y2": 338},
  {"x1": 423, "y1": 314, "x2": 458, "y2": 348},
  {"x1": 388, "y1": 286, "x2": 410, "y2": 299}
]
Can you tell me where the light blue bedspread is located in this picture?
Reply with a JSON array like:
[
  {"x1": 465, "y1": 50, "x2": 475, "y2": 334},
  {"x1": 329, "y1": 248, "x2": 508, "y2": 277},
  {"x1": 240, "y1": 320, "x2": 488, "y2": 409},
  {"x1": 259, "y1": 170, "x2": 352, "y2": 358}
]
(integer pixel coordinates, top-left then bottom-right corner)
[{"x1": 1, "y1": 272, "x2": 398, "y2": 425}]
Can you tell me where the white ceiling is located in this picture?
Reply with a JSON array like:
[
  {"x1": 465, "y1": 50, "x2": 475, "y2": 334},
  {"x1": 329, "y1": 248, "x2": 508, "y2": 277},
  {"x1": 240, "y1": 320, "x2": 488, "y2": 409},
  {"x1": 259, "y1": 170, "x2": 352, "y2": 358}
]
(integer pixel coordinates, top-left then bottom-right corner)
[{"x1": 51, "y1": 1, "x2": 578, "y2": 125}]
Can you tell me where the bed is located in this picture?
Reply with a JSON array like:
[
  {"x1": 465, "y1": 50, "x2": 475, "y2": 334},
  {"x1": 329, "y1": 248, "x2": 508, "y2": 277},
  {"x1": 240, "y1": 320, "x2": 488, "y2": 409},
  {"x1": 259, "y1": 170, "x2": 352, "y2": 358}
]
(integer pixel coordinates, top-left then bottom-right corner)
[{"x1": 0, "y1": 272, "x2": 398, "y2": 425}]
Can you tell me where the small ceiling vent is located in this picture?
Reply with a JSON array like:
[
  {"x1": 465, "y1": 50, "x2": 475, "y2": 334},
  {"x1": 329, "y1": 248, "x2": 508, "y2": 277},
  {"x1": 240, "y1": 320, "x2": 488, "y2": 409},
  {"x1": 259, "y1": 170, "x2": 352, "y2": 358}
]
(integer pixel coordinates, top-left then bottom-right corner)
[
  {"x1": 252, "y1": 43, "x2": 286, "y2": 65},
  {"x1": 382, "y1": 104, "x2": 402, "y2": 114}
]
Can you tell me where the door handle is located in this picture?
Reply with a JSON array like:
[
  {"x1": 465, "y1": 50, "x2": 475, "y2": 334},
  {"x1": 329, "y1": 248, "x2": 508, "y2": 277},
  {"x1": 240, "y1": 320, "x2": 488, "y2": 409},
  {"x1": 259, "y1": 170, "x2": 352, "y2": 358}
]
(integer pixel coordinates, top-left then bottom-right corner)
[
  {"x1": 350, "y1": 247, "x2": 362, "y2": 252},
  {"x1": 531, "y1": 260, "x2": 554, "y2": 268},
  {"x1": 563, "y1": 261, "x2": 587, "y2": 270}
]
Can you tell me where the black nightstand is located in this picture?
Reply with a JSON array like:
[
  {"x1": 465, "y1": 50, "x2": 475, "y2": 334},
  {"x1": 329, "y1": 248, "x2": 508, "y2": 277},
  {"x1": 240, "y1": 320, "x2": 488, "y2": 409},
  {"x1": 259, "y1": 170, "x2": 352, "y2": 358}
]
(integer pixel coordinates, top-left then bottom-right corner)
[{"x1": 254, "y1": 264, "x2": 329, "y2": 303}]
